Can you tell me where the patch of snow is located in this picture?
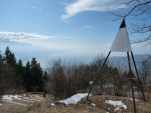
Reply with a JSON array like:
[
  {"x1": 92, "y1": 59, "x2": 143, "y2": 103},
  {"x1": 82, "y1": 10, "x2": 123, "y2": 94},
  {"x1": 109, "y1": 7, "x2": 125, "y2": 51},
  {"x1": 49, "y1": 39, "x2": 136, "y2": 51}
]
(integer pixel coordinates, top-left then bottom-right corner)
[
  {"x1": 91, "y1": 103, "x2": 96, "y2": 107},
  {"x1": 59, "y1": 93, "x2": 88, "y2": 105},
  {"x1": 50, "y1": 103, "x2": 55, "y2": 106},
  {"x1": 1, "y1": 94, "x2": 42, "y2": 106},
  {"x1": 105, "y1": 100, "x2": 127, "y2": 110},
  {"x1": 2, "y1": 95, "x2": 21, "y2": 101},
  {"x1": 23, "y1": 97, "x2": 41, "y2": 101},
  {"x1": 21, "y1": 98, "x2": 34, "y2": 103},
  {"x1": 89, "y1": 81, "x2": 94, "y2": 85}
]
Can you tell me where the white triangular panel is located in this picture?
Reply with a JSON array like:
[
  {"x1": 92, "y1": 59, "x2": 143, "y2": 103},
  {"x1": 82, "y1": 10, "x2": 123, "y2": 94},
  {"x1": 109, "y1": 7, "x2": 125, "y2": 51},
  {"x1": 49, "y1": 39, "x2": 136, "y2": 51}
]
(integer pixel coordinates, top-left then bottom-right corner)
[{"x1": 111, "y1": 22, "x2": 131, "y2": 52}]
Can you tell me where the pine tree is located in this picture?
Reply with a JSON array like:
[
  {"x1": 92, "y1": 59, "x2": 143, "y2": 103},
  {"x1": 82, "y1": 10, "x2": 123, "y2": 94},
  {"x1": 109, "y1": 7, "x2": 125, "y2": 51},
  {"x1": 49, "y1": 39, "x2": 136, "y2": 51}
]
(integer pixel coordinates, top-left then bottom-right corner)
[
  {"x1": 0, "y1": 54, "x2": 2, "y2": 65},
  {"x1": 16, "y1": 59, "x2": 25, "y2": 89},
  {"x1": 0, "y1": 47, "x2": 18, "y2": 93},
  {"x1": 30, "y1": 58, "x2": 44, "y2": 91},
  {"x1": 5, "y1": 47, "x2": 16, "y2": 66},
  {"x1": 24, "y1": 61, "x2": 32, "y2": 91},
  {"x1": 43, "y1": 71, "x2": 48, "y2": 89},
  {"x1": 0, "y1": 53, "x2": 2, "y2": 73},
  {"x1": 0, "y1": 53, "x2": 3, "y2": 95},
  {"x1": 43, "y1": 71, "x2": 48, "y2": 97},
  {"x1": 0, "y1": 47, "x2": 45, "y2": 93}
]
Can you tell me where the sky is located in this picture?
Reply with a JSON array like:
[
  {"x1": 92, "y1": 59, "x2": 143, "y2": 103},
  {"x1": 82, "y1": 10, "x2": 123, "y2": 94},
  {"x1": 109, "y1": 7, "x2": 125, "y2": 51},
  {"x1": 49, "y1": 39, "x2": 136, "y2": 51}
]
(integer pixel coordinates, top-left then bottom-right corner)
[{"x1": 0, "y1": 0, "x2": 150, "y2": 68}]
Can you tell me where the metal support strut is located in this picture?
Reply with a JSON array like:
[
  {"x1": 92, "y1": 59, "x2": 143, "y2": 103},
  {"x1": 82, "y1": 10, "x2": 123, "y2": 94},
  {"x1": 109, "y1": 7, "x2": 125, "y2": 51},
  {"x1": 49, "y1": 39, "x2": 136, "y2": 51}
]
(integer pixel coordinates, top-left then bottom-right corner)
[
  {"x1": 127, "y1": 52, "x2": 137, "y2": 113},
  {"x1": 87, "y1": 51, "x2": 111, "y2": 101},
  {"x1": 130, "y1": 51, "x2": 146, "y2": 101}
]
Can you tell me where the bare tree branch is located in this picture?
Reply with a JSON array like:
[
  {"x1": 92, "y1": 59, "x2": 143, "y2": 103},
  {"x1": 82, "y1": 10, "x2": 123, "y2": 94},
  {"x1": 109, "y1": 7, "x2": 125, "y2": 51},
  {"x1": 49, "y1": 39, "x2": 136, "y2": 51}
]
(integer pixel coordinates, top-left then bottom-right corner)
[{"x1": 125, "y1": 0, "x2": 151, "y2": 16}]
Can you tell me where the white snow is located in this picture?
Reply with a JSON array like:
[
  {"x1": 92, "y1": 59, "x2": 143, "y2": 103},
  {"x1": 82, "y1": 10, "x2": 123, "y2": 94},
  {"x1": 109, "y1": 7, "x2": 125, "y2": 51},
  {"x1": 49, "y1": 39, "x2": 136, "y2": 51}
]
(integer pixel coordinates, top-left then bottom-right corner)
[
  {"x1": 89, "y1": 81, "x2": 94, "y2": 85},
  {"x1": 2, "y1": 95, "x2": 21, "y2": 101},
  {"x1": 50, "y1": 103, "x2": 55, "y2": 106},
  {"x1": 59, "y1": 93, "x2": 88, "y2": 105},
  {"x1": 105, "y1": 100, "x2": 127, "y2": 110},
  {"x1": 1, "y1": 94, "x2": 43, "y2": 106},
  {"x1": 91, "y1": 103, "x2": 96, "y2": 107}
]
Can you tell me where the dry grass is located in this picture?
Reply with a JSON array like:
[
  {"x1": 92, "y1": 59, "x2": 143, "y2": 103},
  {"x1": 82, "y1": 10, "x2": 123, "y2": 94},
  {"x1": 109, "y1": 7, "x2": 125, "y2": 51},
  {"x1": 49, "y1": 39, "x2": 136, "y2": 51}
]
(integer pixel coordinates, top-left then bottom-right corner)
[
  {"x1": 0, "y1": 95, "x2": 151, "y2": 113},
  {"x1": 0, "y1": 104, "x2": 27, "y2": 113},
  {"x1": 0, "y1": 99, "x2": 104, "y2": 113}
]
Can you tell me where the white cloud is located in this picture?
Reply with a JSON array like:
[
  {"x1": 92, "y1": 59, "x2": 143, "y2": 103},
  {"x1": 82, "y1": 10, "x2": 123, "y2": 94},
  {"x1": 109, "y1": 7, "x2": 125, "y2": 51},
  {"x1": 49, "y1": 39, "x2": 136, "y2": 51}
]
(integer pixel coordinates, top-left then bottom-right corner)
[
  {"x1": 62, "y1": 0, "x2": 127, "y2": 19},
  {"x1": 0, "y1": 32, "x2": 57, "y2": 49},
  {"x1": 0, "y1": 32, "x2": 51, "y2": 41},
  {"x1": 0, "y1": 32, "x2": 107, "y2": 55},
  {"x1": 0, "y1": 32, "x2": 68, "y2": 50}
]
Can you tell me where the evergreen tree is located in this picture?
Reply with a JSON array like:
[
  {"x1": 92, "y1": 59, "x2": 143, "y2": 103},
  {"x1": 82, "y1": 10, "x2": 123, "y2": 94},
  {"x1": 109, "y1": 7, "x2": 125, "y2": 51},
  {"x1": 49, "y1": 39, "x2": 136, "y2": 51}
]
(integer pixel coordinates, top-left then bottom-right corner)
[
  {"x1": 0, "y1": 47, "x2": 45, "y2": 93},
  {"x1": 0, "y1": 47, "x2": 18, "y2": 93},
  {"x1": 43, "y1": 71, "x2": 48, "y2": 81},
  {"x1": 0, "y1": 53, "x2": 2, "y2": 73},
  {"x1": 23, "y1": 59, "x2": 45, "y2": 92},
  {"x1": 16, "y1": 59, "x2": 25, "y2": 89},
  {"x1": 0, "y1": 53, "x2": 2, "y2": 65},
  {"x1": 43, "y1": 71, "x2": 48, "y2": 89},
  {"x1": 30, "y1": 58, "x2": 44, "y2": 91},
  {"x1": 0, "y1": 53, "x2": 3, "y2": 95},
  {"x1": 5, "y1": 47, "x2": 16, "y2": 66},
  {"x1": 24, "y1": 61, "x2": 32, "y2": 91},
  {"x1": 43, "y1": 71, "x2": 48, "y2": 96}
]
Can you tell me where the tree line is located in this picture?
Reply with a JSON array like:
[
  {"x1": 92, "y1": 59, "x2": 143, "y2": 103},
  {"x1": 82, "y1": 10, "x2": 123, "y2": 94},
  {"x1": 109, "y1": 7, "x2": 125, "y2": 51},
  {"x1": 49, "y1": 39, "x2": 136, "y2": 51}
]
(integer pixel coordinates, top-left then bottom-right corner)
[
  {"x1": 0, "y1": 47, "x2": 46, "y2": 94},
  {"x1": 0, "y1": 47, "x2": 150, "y2": 99},
  {"x1": 0, "y1": 47, "x2": 126, "y2": 97},
  {"x1": 46, "y1": 57, "x2": 151, "y2": 99},
  {"x1": 46, "y1": 59, "x2": 132, "y2": 99}
]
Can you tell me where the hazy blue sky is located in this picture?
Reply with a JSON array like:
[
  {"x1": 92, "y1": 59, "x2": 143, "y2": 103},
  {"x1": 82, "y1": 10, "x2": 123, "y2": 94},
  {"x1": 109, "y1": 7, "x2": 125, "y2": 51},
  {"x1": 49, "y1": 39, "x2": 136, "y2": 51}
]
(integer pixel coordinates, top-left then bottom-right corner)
[{"x1": 0, "y1": 0, "x2": 150, "y2": 67}]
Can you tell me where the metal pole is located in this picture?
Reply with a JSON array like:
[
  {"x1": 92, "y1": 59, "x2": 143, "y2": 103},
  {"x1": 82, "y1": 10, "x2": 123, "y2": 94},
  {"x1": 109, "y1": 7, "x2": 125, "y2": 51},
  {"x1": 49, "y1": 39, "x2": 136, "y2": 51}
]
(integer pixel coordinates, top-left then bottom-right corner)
[
  {"x1": 102, "y1": 51, "x2": 111, "y2": 67},
  {"x1": 130, "y1": 51, "x2": 146, "y2": 101},
  {"x1": 87, "y1": 51, "x2": 111, "y2": 101},
  {"x1": 87, "y1": 84, "x2": 93, "y2": 101},
  {"x1": 127, "y1": 52, "x2": 137, "y2": 113},
  {"x1": 127, "y1": 52, "x2": 132, "y2": 73},
  {"x1": 131, "y1": 82, "x2": 137, "y2": 113}
]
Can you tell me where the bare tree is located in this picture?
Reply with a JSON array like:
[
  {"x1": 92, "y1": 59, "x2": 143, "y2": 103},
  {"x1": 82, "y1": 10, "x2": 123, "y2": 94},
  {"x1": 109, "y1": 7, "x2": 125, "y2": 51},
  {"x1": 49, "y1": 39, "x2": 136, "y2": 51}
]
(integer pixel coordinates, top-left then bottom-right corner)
[
  {"x1": 142, "y1": 55, "x2": 151, "y2": 83},
  {"x1": 113, "y1": 0, "x2": 151, "y2": 43}
]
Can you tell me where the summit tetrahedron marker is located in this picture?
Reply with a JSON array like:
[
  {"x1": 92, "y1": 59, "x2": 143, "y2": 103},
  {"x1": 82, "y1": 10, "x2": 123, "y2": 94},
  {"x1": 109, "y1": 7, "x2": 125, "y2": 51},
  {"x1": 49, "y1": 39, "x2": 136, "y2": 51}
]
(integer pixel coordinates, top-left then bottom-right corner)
[
  {"x1": 111, "y1": 18, "x2": 131, "y2": 52},
  {"x1": 87, "y1": 18, "x2": 146, "y2": 105}
]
